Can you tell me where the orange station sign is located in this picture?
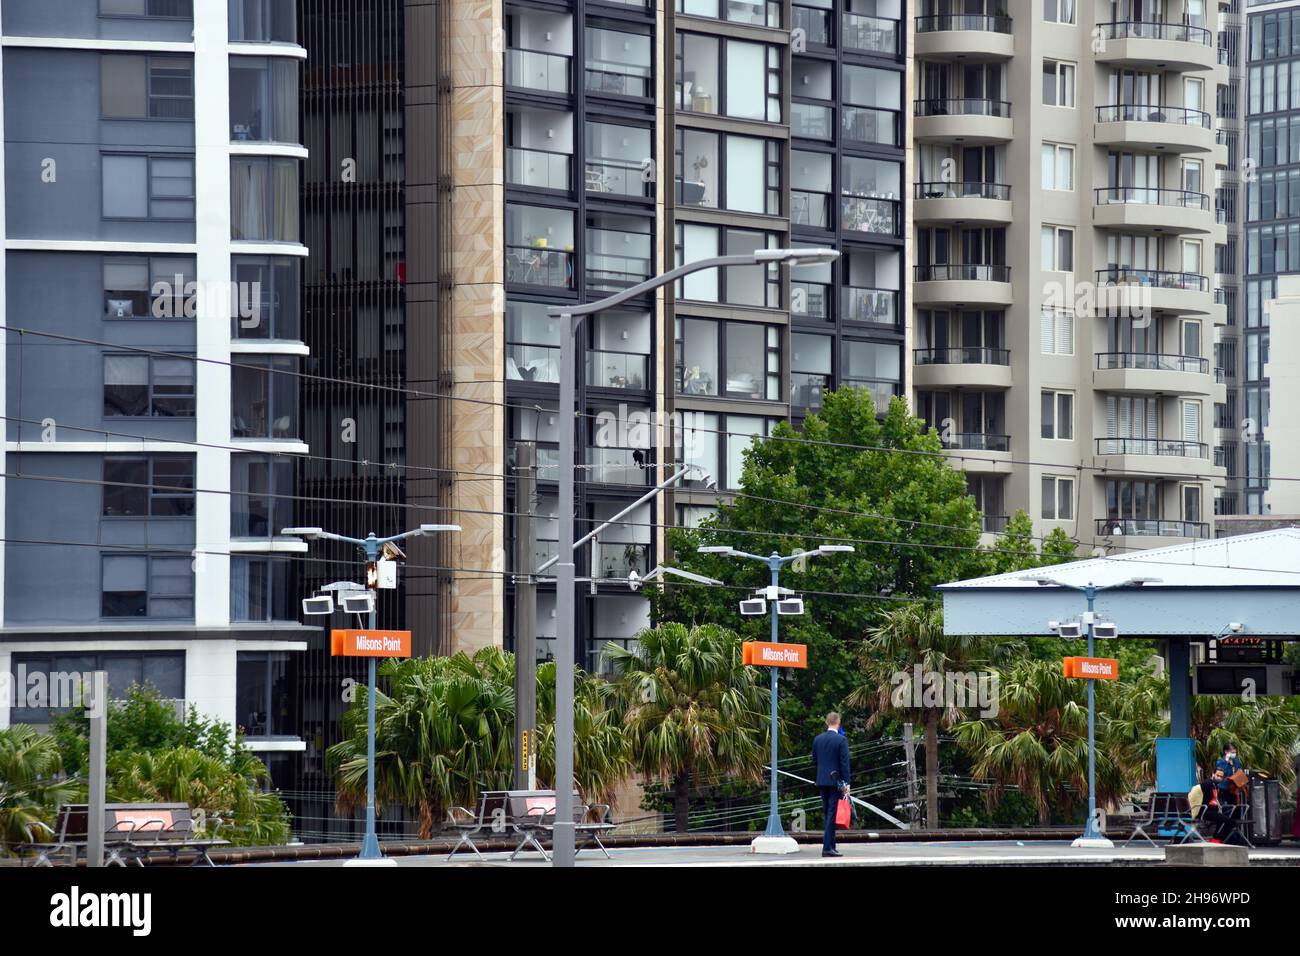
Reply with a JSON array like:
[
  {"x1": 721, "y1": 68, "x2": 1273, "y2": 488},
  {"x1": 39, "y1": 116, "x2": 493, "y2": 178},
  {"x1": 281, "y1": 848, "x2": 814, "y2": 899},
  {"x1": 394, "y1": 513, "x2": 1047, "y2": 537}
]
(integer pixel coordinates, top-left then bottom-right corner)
[
  {"x1": 331, "y1": 629, "x2": 413, "y2": 658},
  {"x1": 742, "y1": 641, "x2": 808, "y2": 668},
  {"x1": 1063, "y1": 656, "x2": 1120, "y2": 680}
]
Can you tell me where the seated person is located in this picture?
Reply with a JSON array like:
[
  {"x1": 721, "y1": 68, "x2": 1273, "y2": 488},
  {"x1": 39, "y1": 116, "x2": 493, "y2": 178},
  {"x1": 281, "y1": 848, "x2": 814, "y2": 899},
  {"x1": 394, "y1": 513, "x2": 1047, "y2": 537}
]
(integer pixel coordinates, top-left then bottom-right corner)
[{"x1": 1196, "y1": 768, "x2": 1241, "y2": 845}]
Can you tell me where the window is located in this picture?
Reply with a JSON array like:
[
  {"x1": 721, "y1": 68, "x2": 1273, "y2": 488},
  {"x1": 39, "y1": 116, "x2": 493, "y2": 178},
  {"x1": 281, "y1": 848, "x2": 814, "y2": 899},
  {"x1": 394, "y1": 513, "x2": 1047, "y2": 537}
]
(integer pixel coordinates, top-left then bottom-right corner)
[
  {"x1": 235, "y1": 651, "x2": 295, "y2": 735},
  {"x1": 103, "y1": 456, "x2": 195, "y2": 517},
  {"x1": 104, "y1": 255, "x2": 195, "y2": 319},
  {"x1": 231, "y1": 256, "x2": 300, "y2": 338},
  {"x1": 231, "y1": 563, "x2": 294, "y2": 625},
  {"x1": 228, "y1": 0, "x2": 296, "y2": 42},
  {"x1": 792, "y1": 149, "x2": 833, "y2": 228},
  {"x1": 1041, "y1": 225, "x2": 1074, "y2": 271},
  {"x1": 1041, "y1": 475, "x2": 1075, "y2": 520},
  {"x1": 791, "y1": 332, "x2": 831, "y2": 411},
  {"x1": 844, "y1": 340, "x2": 902, "y2": 414},
  {"x1": 675, "y1": 224, "x2": 781, "y2": 307},
  {"x1": 674, "y1": 130, "x2": 779, "y2": 214},
  {"x1": 232, "y1": 356, "x2": 298, "y2": 438},
  {"x1": 231, "y1": 157, "x2": 299, "y2": 242},
  {"x1": 102, "y1": 154, "x2": 195, "y2": 220},
  {"x1": 231, "y1": 455, "x2": 293, "y2": 537},
  {"x1": 230, "y1": 57, "x2": 299, "y2": 143},
  {"x1": 1040, "y1": 308, "x2": 1074, "y2": 355},
  {"x1": 1041, "y1": 143, "x2": 1074, "y2": 190},
  {"x1": 675, "y1": 34, "x2": 781, "y2": 122},
  {"x1": 676, "y1": 0, "x2": 780, "y2": 27},
  {"x1": 102, "y1": 0, "x2": 193, "y2": 17},
  {"x1": 101, "y1": 554, "x2": 193, "y2": 618},
  {"x1": 842, "y1": 156, "x2": 902, "y2": 236},
  {"x1": 9, "y1": 652, "x2": 184, "y2": 727},
  {"x1": 506, "y1": 204, "x2": 575, "y2": 289},
  {"x1": 841, "y1": 64, "x2": 903, "y2": 147},
  {"x1": 675, "y1": 319, "x2": 780, "y2": 400},
  {"x1": 506, "y1": 302, "x2": 560, "y2": 383},
  {"x1": 1043, "y1": 0, "x2": 1074, "y2": 24},
  {"x1": 1041, "y1": 390, "x2": 1074, "y2": 440},
  {"x1": 101, "y1": 55, "x2": 193, "y2": 119},
  {"x1": 677, "y1": 412, "x2": 777, "y2": 490},
  {"x1": 588, "y1": 121, "x2": 653, "y2": 199},
  {"x1": 103, "y1": 354, "x2": 195, "y2": 418},
  {"x1": 1105, "y1": 479, "x2": 1160, "y2": 521},
  {"x1": 1042, "y1": 60, "x2": 1076, "y2": 107},
  {"x1": 586, "y1": 27, "x2": 652, "y2": 99}
]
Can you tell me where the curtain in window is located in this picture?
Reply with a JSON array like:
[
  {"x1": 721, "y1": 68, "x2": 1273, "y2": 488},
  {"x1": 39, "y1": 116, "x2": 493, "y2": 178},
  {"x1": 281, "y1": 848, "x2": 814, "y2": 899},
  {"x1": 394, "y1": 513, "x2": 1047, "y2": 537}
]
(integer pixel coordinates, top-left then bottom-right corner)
[
  {"x1": 271, "y1": 59, "x2": 299, "y2": 143},
  {"x1": 231, "y1": 159, "x2": 268, "y2": 240},
  {"x1": 272, "y1": 159, "x2": 299, "y2": 241}
]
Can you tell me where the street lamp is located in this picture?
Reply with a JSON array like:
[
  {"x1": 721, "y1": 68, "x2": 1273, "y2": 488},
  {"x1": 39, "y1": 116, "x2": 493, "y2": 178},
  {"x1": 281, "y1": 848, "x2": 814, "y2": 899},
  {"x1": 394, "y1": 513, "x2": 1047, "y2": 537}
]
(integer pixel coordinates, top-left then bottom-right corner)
[
  {"x1": 546, "y1": 247, "x2": 839, "y2": 867},
  {"x1": 282, "y1": 522, "x2": 460, "y2": 865},
  {"x1": 1029, "y1": 575, "x2": 1160, "y2": 847},
  {"x1": 702, "y1": 543, "x2": 854, "y2": 854}
]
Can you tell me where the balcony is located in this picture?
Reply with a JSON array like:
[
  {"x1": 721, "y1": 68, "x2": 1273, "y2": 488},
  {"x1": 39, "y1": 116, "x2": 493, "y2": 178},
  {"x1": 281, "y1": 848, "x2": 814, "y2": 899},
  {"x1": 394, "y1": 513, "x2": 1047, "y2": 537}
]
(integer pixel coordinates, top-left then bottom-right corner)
[
  {"x1": 792, "y1": 280, "x2": 831, "y2": 320},
  {"x1": 586, "y1": 349, "x2": 649, "y2": 391},
  {"x1": 842, "y1": 13, "x2": 899, "y2": 57},
  {"x1": 593, "y1": 541, "x2": 651, "y2": 580},
  {"x1": 792, "y1": 102, "x2": 834, "y2": 141},
  {"x1": 913, "y1": 14, "x2": 1014, "y2": 61},
  {"x1": 914, "y1": 98, "x2": 1013, "y2": 144},
  {"x1": 1093, "y1": 437, "x2": 1219, "y2": 480},
  {"x1": 506, "y1": 245, "x2": 575, "y2": 290},
  {"x1": 1094, "y1": 104, "x2": 1214, "y2": 154},
  {"x1": 587, "y1": 158, "x2": 651, "y2": 199},
  {"x1": 914, "y1": 181, "x2": 1012, "y2": 225},
  {"x1": 586, "y1": 228, "x2": 652, "y2": 294},
  {"x1": 841, "y1": 195, "x2": 901, "y2": 237},
  {"x1": 506, "y1": 147, "x2": 571, "y2": 193},
  {"x1": 842, "y1": 106, "x2": 902, "y2": 147},
  {"x1": 585, "y1": 61, "x2": 651, "y2": 100},
  {"x1": 792, "y1": 190, "x2": 832, "y2": 229},
  {"x1": 585, "y1": 447, "x2": 650, "y2": 486},
  {"x1": 506, "y1": 343, "x2": 560, "y2": 384},
  {"x1": 1095, "y1": 21, "x2": 1218, "y2": 72},
  {"x1": 940, "y1": 432, "x2": 1012, "y2": 474},
  {"x1": 842, "y1": 286, "x2": 898, "y2": 324},
  {"x1": 506, "y1": 48, "x2": 571, "y2": 95},
  {"x1": 1095, "y1": 518, "x2": 1210, "y2": 540},
  {"x1": 790, "y1": 372, "x2": 829, "y2": 413},
  {"x1": 1092, "y1": 186, "x2": 1212, "y2": 234},
  {"x1": 913, "y1": 346, "x2": 1012, "y2": 389},
  {"x1": 913, "y1": 263, "x2": 1012, "y2": 307},
  {"x1": 1092, "y1": 351, "x2": 1213, "y2": 396},
  {"x1": 793, "y1": 5, "x2": 831, "y2": 47},
  {"x1": 1093, "y1": 267, "x2": 1213, "y2": 316}
]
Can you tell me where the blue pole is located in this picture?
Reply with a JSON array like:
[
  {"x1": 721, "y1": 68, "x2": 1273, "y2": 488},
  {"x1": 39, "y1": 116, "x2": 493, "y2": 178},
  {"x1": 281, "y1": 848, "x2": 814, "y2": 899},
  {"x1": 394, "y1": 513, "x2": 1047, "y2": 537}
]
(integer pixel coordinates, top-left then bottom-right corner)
[
  {"x1": 358, "y1": 536, "x2": 382, "y2": 861},
  {"x1": 764, "y1": 557, "x2": 784, "y2": 838},
  {"x1": 1082, "y1": 584, "x2": 1101, "y2": 841}
]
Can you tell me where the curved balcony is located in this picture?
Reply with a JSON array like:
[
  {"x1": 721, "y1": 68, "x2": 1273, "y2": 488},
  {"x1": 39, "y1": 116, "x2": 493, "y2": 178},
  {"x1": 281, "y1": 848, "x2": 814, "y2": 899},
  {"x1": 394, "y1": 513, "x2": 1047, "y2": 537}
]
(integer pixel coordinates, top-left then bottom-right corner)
[
  {"x1": 914, "y1": 97, "x2": 1012, "y2": 144},
  {"x1": 940, "y1": 431, "x2": 1012, "y2": 474},
  {"x1": 1093, "y1": 186, "x2": 1213, "y2": 234},
  {"x1": 1092, "y1": 351, "x2": 1213, "y2": 396},
  {"x1": 913, "y1": 263, "x2": 1012, "y2": 307},
  {"x1": 1093, "y1": 267, "x2": 1214, "y2": 316},
  {"x1": 1094, "y1": 518, "x2": 1210, "y2": 542},
  {"x1": 914, "y1": 181, "x2": 1012, "y2": 225},
  {"x1": 1093, "y1": 437, "x2": 1218, "y2": 480},
  {"x1": 913, "y1": 346, "x2": 1012, "y2": 389},
  {"x1": 1094, "y1": 104, "x2": 1214, "y2": 153},
  {"x1": 914, "y1": 14, "x2": 1014, "y2": 61},
  {"x1": 1095, "y1": 20, "x2": 1217, "y2": 72}
]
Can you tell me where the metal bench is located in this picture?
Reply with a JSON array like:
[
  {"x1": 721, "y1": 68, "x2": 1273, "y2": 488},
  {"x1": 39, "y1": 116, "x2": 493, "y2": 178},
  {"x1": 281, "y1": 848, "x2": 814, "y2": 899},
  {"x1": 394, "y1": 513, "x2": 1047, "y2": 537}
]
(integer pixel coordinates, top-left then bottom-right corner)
[
  {"x1": 445, "y1": 790, "x2": 510, "y2": 861},
  {"x1": 504, "y1": 790, "x2": 617, "y2": 862},
  {"x1": 20, "y1": 803, "x2": 229, "y2": 867},
  {"x1": 1125, "y1": 791, "x2": 1206, "y2": 847}
]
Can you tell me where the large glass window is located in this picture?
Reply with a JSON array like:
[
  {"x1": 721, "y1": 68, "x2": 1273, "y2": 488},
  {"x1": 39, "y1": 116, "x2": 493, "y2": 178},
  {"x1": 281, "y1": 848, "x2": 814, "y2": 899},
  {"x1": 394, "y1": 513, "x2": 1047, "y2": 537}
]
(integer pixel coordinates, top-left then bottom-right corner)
[
  {"x1": 231, "y1": 256, "x2": 300, "y2": 339},
  {"x1": 103, "y1": 354, "x2": 195, "y2": 418},
  {"x1": 506, "y1": 302, "x2": 561, "y2": 384},
  {"x1": 231, "y1": 564, "x2": 294, "y2": 626},
  {"x1": 10, "y1": 651, "x2": 184, "y2": 727},
  {"x1": 587, "y1": 213, "x2": 653, "y2": 294},
  {"x1": 506, "y1": 204, "x2": 575, "y2": 289},
  {"x1": 104, "y1": 255, "x2": 195, "y2": 319},
  {"x1": 234, "y1": 650, "x2": 295, "y2": 735},
  {"x1": 674, "y1": 226, "x2": 781, "y2": 307},
  {"x1": 232, "y1": 356, "x2": 298, "y2": 438},
  {"x1": 586, "y1": 27, "x2": 652, "y2": 98},
  {"x1": 676, "y1": 130, "x2": 778, "y2": 213},
  {"x1": 103, "y1": 456, "x2": 195, "y2": 517},
  {"x1": 102, "y1": 154, "x2": 195, "y2": 220},
  {"x1": 791, "y1": 332, "x2": 831, "y2": 412},
  {"x1": 841, "y1": 64, "x2": 903, "y2": 147},
  {"x1": 842, "y1": 156, "x2": 902, "y2": 236},
  {"x1": 228, "y1": 0, "x2": 296, "y2": 42},
  {"x1": 587, "y1": 121, "x2": 652, "y2": 198},
  {"x1": 677, "y1": 0, "x2": 780, "y2": 27},
  {"x1": 101, "y1": 55, "x2": 193, "y2": 119},
  {"x1": 231, "y1": 157, "x2": 299, "y2": 241},
  {"x1": 230, "y1": 57, "x2": 299, "y2": 143},
  {"x1": 231, "y1": 455, "x2": 293, "y2": 537},
  {"x1": 676, "y1": 35, "x2": 781, "y2": 121},
  {"x1": 103, "y1": 0, "x2": 194, "y2": 17},
  {"x1": 843, "y1": 339, "x2": 901, "y2": 413},
  {"x1": 675, "y1": 318, "x2": 779, "y2": 400},
  {"x1": 102, "y1": 554, "x2": 193, "y2": 618}
]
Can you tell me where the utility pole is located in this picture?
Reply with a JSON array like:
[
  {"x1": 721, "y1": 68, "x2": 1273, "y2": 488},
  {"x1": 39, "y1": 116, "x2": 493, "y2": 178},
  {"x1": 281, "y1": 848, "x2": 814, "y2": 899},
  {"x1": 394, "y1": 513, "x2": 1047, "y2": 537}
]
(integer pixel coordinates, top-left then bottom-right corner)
[
  {"x1": 513, "y1": 442, "x2": 537, "y2": 791},
  {"x1": 902, "y1": 723, "x2": 920, "y2": 828},
  {"x1": 86, "y1": 671, "x2": 107, "y2": 868}
]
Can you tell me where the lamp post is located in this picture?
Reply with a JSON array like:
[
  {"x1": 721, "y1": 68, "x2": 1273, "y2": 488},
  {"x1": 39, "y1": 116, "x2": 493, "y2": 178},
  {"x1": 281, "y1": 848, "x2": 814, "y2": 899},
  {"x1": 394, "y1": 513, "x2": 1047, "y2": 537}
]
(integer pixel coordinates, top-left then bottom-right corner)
[
  {"x1": 547, "y1": 247, "x2": 838, "y2": 868},
  {"x1": 282, "y1": 523, "x2": 460, "y2": 864},
  {"x1": 1031, "y1": 575, "x2": 1159, "y2": 847},
  {"x1": 700, "y1": 543, "x2": 854, "y2": 852}
]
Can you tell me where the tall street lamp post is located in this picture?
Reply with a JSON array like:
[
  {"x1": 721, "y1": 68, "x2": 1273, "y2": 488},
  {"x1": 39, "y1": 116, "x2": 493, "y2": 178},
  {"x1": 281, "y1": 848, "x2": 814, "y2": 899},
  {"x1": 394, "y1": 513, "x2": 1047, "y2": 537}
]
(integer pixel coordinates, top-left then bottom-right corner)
[
  {"x1": 547, "y1": 247, "x2": 839, "y2": 867},
  {"x1": 282, "y1": 523, "x2": 460, "y2": 864},
  {"x1": 698, "y1": 543, "x2": 854, "y2": 853}
]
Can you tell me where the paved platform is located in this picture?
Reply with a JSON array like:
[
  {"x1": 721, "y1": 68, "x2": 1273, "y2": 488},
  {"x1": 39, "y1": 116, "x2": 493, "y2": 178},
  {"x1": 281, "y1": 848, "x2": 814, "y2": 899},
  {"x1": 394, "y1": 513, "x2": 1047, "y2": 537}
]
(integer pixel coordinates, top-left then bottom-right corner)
[{"x1": 250, "y1": 839, "x2": 1300, "y2": 868}]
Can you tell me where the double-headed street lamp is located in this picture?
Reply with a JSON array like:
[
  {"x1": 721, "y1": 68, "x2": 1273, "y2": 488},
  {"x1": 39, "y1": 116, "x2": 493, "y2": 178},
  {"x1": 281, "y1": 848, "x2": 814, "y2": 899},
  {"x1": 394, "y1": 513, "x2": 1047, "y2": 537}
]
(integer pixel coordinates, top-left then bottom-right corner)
[
  {"x1": 546, "y1": 247, "x2": 839, "y2": 867},
  {"x1": 282, "y1": 523, "x2": 460, "y2": 864},
  {"x1": 1029, "y1": 575, "x2": 1159, "y2": 847},
  {"x1": 700, "y1": 543, "x2": 854, "y2": 853}
]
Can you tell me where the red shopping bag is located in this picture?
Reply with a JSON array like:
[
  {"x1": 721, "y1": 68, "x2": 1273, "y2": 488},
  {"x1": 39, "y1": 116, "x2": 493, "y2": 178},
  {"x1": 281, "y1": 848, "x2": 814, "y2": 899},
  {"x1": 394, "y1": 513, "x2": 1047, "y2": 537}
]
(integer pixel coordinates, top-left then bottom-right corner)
[{"x1": 835, "y1": 793, "x2": 852, "y2": 829}]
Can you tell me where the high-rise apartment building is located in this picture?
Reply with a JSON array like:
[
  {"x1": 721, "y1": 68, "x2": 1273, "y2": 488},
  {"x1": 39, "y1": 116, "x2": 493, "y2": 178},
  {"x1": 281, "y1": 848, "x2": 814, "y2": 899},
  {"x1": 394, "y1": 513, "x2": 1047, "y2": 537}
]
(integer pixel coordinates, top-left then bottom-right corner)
[
  {"x1": 910, "y1": 0, "x2": 1231, "y2": 551},
  {"x1": 0, "y1": 0, "x2": 312, "y2": 775}
]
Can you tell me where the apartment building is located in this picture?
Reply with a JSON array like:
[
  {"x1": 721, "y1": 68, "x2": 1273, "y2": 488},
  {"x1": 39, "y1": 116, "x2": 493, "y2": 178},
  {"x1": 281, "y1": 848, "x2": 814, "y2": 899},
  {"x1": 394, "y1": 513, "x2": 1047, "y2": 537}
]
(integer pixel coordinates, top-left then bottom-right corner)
[
  {"x1": 0, "y1": 0, "x2": 313, "y2": 766},
  {"x1": 910, "y1": 0, "x2": 1231, "y2": 550}
]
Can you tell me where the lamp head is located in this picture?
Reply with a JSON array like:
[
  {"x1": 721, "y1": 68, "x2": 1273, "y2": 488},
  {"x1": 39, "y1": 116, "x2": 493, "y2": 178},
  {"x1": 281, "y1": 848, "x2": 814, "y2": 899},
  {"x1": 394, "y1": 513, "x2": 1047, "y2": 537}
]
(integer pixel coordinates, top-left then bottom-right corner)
[
  {"x1": 697, "y1": 545, "x2": 734, "y2": 555},
  {"x1": 817, "y1": 544, "x2": 855, "y2": 554},
  {"x1": 281, "y1": 527, "x2": 323, "y2": 539},
  {"x1": 418, "y1": 523, "x2": 462, "y2": 535},
  {"x1": 758, "y1": 247, "x2": 840, "y2": 266}
]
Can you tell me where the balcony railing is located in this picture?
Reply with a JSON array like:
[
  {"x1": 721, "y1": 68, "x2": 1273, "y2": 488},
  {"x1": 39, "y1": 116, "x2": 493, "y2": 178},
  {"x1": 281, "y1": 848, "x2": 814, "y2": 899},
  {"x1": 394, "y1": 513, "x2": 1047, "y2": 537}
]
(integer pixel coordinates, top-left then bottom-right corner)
[
  {"x1": 842, "y1": 105, "x2": 902, "y2": 146},
  {"x1": 1094, "y1": 186, "x2": 1209, "y2": 210},
  {"x1": 943, "y1": 432, "x2": 1010, "y2": 452},
  {"x1": 791, "y1": 190, "x2": 832, "y2": 228},
  {"x1": 506, "y1": 146, "x2": 571, "y2": 192},
  {"x1": 792, "y1": 280, "x2": 831, "y2": 319},
  {"x1": 588, "y1": 158, "x2": 651, "y2": 198},
  {"x1": 981, "y1": 514, "x2": 1010, "y2": 534},
  {"x1": 585, "y1": 447, "x2": 650, "y2": 485},
  {"x1": 1094, "y1": 267, "x2": 1208, "y2": 292},
  {"x1": 841, "y1": 195, "x2": 900, "y2": 236},
  {"x1": 1095, "y1": 352, "x2": 1209, "y2": 374},
  {"x1": 593, "y1": 541, "x2": 651, "y2": 579},
  {"x1": 585, "y1": 240, "x2": 652, "y2": 294},
  {"x1": 914, "y1": 346, "x2": 1010, "y2": 366},
  {"x1": 585, "y1": 62, "x2": 651, "y2": 99},
  {"x1": 843, "y1": 286, "x2": 898, "y2": 324},
  {"x1": 915, "y1": 97, "x2": 1011, "y2": 118},
  {"x1": 1095, "y1": 437, "x2": 1208, "y2": 458},
  {"x1": 506, "y1": 343, "x2": 560, "y2": 383},
  {"x1": 843, "y1": 379, "x2": 899, "y2": 415},
  {"x1": 842, "y1": 12, "x2": 899, "y2": 56},
  {"x1": 506, "y1": 245, "x2": 575, "y2": 289},
  {"x1": 915, "y1": 263, "x2": 1011, "y2": 282},
  {"x1": 506, "y1": 49, "x2": 571, "y2": 95},
  {"x1": 915, "y1": 181, "x2": 1011, "y2": 200},
  {"x1": 790, "y1": 371, "x2": 829, "y2": 411},
  {"x1": 1097, "y1": 20, "x2": 1212, "y2": 44},
  {"x1": 915, "y1": 14, "x2": 1012, "y2": 33},
  {"x1": 791, "y1": 101, "x2": 834, "y2": 140},
  {"x1": 1095, "y1": 518, "x2": 1209, "y2": 538},
  {"x1": 586, "y1": 349, "x2": 649, "y2": 390},
  {"x1": 1095, "y1": 104, "x2": 1211, "y2": 128}
]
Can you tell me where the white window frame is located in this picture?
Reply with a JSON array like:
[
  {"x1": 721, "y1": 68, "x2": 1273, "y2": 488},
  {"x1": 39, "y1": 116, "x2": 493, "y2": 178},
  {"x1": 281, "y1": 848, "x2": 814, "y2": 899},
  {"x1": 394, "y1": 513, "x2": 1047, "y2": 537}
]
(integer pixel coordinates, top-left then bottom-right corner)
[
  {"x1": 1041, "y1": 389, "x2": 1075, "y2": 441},
  {"x1": 1041, "y1": 475, "x2": 1075, "y2": 520},
  {"x1": 1043, "y1": 59, "x2": 1076, "y2": 108},
  {"x1": 1043, "y1": 0, "x2": 1075, "y2": 24},
  {"x1": 1041, "y1": 224, "x2": 1074, "y2": 272},
  {"x1": 1041, "y1": 142, "x2": 1075, "y2": 190},
  {"x1": 1040, "y1": 307, "x2": 1074, "y2": 355}
]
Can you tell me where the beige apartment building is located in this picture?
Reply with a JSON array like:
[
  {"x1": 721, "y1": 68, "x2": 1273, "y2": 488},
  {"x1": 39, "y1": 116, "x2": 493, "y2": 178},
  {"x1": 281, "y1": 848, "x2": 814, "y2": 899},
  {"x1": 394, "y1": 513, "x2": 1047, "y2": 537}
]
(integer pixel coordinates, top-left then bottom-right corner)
[{"x1": 911, "y1": 0, "x2": 1230, "y2": 551}]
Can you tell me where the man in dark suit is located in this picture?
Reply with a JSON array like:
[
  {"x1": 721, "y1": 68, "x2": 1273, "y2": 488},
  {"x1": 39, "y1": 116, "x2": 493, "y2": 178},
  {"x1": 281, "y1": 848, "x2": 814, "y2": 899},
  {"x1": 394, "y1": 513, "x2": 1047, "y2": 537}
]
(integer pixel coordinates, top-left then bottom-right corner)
[{"x1": 812, "y1": 712, "x2": 851, "y2": 857}]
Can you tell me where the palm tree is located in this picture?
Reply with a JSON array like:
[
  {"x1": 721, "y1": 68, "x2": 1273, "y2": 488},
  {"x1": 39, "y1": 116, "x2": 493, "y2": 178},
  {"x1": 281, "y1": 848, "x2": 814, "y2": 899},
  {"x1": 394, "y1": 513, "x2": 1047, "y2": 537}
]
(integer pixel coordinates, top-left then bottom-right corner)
[
  {"x1": 534, "y1": 661, "x2": 632, "y2": 808},
  {"x1": 606, "y1": 622, "x2": 771, "y2": 833},
  {"x1": 953, "y1": 659, "x2": 1129, "y2": 825},
  {"x1": 847, "y1": 600, "x2": 1013, "y2": 829},
  {"x1": 0, "y1": 725, "x2": 81, "y2": 852}
]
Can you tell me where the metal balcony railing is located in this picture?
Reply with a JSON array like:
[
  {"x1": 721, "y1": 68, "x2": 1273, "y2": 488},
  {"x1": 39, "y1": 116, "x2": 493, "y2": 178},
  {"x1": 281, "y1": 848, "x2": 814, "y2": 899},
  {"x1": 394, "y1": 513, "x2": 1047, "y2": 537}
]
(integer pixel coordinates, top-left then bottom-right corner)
[
  {"x1": 1094, "y1": 437, "x2": 1209, "y2": 458},
  {"x1": 1093, "y1": 185, "x2": 1209, "y2": 210},
  {"x1": 1097, "y1": 20, "x2": 1212, "y2": 44},
  {"x1": 1095, "y1": 518, "x2": 1210, "y2": 538},
  {"x1": 914, "y1": 346, "x2": 1010, "y2": 366},
  {"x1": 914, "y1": 13, "x2": 1012, "y2": 33},
  {"x1": 915, "y1": 181, "x2": 1011, "y2": 200},
  {"x1": 1095, "y1": 352, "x2": 1210, "y2": 373}
]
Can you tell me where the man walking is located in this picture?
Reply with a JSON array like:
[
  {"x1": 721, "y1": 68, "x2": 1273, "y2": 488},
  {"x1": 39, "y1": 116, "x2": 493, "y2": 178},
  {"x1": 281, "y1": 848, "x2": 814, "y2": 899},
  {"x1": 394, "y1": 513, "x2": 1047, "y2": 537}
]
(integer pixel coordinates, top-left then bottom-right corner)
[{"x1": 813, "y1": 711, "x2": 850, "y2": 858}]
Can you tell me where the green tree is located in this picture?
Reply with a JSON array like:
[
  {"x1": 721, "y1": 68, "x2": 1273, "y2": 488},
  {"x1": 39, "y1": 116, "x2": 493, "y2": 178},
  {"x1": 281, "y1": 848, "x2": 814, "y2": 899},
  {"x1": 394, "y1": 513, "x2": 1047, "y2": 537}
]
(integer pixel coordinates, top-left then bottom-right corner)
[
  {"x1": 605, "y1": 622, "x2": 771, "y2": 832},
  {"x1": 0, "y1": 725, "x2": 81, "y2": 852}
]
